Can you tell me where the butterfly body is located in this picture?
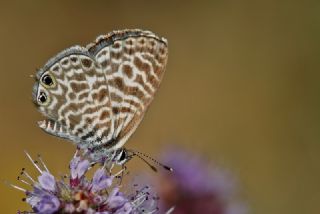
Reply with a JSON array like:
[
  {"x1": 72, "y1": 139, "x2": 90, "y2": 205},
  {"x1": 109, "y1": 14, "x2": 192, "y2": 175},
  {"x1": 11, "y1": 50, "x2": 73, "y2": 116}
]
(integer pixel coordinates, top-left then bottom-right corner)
[{"x1": 33, "y1": 29, "x2": 168, "y2": 163}]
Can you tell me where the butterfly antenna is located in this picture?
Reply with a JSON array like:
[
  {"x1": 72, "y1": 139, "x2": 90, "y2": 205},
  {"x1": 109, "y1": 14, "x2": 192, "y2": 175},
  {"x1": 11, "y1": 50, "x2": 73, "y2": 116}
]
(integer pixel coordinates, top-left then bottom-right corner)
[
  {"x1": 129, "y1": 149, "x2": 173, "y2": 172},
  {"x1": 133, "y1": 153, "x2": 158, "y2": 172}
]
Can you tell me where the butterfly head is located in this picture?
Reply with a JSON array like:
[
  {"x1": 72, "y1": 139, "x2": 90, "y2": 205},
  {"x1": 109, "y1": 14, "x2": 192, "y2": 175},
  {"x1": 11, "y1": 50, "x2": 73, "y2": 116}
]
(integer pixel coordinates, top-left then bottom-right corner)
[
  {"x1": 112, "y1": 148, "x2": 173, "y2": 172},
  {"x1": 113, "y1": 148, "x2": 132, "y2": 165}
]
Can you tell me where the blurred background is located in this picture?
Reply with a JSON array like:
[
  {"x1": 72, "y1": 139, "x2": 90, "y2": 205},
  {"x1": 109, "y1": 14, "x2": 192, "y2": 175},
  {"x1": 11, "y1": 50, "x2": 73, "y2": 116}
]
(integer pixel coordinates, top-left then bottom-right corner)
[{"x1": 0, "y1": 1, "x2": 319, "y2": 213}]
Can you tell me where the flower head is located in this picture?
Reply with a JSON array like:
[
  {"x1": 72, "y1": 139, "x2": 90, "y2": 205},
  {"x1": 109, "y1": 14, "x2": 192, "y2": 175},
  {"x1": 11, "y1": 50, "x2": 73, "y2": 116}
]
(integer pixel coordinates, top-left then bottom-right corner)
[
  {"x1": 155, "y1": 146, "x2": 248, "y2": 214},
  {"x1": 11, "y1": 152, "x2": 159, "y2": 214}
]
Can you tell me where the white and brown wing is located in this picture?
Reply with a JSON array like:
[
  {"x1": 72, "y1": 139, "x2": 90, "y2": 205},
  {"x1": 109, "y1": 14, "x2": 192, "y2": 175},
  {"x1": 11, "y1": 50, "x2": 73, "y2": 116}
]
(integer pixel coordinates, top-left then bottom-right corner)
[
  {"x1": 33, "y1": 47, "x2": 114, "y2": 148},
  {"x1": 87, "y1": 29, "x2": 168, "y2": 150},
  {"x1": 33, "y1": 29, "x2": 168, "y2": 152}
]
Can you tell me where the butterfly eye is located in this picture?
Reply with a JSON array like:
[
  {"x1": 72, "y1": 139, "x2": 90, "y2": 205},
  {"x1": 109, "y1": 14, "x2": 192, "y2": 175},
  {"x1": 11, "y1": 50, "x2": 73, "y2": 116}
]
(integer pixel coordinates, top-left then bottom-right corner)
[
  {"x1": 41, "y1": 74, "x2": 55, "y2": 87},
  {"x1": 38, "y1": 92, "x2": 49, "y2": 105}
]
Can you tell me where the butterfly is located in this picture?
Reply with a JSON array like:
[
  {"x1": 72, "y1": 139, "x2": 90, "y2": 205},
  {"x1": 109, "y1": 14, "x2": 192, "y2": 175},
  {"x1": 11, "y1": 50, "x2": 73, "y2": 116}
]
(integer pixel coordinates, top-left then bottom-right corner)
[{"x1": 32, "y1": 29, "x2": 168, "y2": 165}]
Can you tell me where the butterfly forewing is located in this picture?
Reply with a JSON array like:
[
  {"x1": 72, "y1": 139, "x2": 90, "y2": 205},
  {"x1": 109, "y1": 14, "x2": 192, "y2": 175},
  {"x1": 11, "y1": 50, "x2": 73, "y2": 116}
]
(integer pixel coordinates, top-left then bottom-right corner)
[
  {"x1": 33, "y1": 29, "x2": 168, "y2": 154},
  {"x1": 88, "y1": 30, "x2": 168, "y2": 150}
]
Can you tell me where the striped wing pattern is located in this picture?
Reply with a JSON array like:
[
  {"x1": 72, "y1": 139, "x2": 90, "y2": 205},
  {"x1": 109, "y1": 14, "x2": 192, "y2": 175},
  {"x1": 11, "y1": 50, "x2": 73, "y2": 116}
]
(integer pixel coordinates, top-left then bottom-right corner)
[{"x1": 33, "y1": 29, "x2": 168, "y2": 153}]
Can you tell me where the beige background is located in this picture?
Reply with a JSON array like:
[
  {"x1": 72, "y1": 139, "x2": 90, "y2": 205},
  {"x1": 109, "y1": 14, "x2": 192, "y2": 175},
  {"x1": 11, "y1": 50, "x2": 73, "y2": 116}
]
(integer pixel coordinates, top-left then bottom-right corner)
[{"x1": 0, "y1": 1, "x2": 319, "y2": 213}]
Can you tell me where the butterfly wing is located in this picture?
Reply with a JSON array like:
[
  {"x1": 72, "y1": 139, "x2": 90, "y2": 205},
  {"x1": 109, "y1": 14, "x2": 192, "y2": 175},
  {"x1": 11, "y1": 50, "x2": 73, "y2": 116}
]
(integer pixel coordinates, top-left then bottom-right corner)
[
  {"x1": 87, "y1": 29, "x2": 168, "y2": 150},
  {"x1": 33, "y1": 29, "x2": 168, "y2": 152},
  {"x1": 33, "y1": 46, "x2": 114, "y2": 148}
]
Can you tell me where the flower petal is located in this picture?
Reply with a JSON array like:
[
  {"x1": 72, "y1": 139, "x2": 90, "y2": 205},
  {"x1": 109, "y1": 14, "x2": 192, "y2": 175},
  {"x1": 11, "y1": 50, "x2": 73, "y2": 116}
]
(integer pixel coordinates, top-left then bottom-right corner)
[
  {"x1": 70, "y1": 156, "x2": 80, "y2": 179},
  {"x1": 38, "y1": 172, "x2": 56, "y2": 192},
  {"x1": 76, "y1": 159, "x2": 90, "y2": 178},
  {"x1": 64, "y1": 203, "x2": 75, "y2": 213},
  {"x1": 92, "y1": 168, "x2": 113, "y2": 192},
  {"x1": 34, "y1": 194, "x2": 60, "y2": 214},
  {"x1": 114, "y1": 202, "x2": 132, "y2": 214},
  {"x1": 70, "y1": 156, "x2": 90, "y2": 179},
  {"x1": 107, "y1": 188, "x2": 128, "y2": 209}
]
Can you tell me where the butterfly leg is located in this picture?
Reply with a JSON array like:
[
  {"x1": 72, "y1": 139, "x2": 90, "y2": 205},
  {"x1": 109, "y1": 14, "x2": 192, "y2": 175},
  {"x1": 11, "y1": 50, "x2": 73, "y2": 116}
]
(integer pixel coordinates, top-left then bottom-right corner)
[{"x1": 117, "y1": 164, "x2": 127, "y2": 185}]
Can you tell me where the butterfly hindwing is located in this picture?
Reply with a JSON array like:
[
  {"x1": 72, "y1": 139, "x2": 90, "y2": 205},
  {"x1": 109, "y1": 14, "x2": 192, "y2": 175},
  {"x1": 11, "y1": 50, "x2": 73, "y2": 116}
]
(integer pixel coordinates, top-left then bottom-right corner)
[{"x1": 33, "y1": 46, "x2": 113, "y2": 148}]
